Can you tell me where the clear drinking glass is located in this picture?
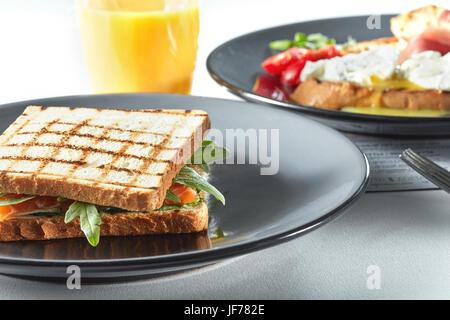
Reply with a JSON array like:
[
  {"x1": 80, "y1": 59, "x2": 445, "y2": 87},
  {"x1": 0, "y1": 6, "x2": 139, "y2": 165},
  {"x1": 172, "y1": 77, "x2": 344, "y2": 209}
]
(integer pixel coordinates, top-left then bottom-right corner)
[{"x1": 77, "y1": 0, "x2": 200, "y2": 94}]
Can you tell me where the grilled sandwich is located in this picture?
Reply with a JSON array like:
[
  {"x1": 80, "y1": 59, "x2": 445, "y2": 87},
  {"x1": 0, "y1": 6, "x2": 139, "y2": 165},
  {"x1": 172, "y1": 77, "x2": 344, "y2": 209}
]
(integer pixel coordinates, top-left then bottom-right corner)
[{"x1": 0, "y1": 106, "x2": 227, "y2": 246}]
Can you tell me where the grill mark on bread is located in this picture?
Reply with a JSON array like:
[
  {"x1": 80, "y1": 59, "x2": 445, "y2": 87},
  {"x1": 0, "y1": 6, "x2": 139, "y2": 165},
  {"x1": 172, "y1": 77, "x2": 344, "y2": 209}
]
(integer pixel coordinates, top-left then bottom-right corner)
[
  {"x1": 96, "y1": 120, "x2": 135, "y2": 183},
  {"x1": 3, "y1": 143, "x2": 172, "y2": 163},
  {"x1": 96, "y1": 164, "x2": 164, "y2": 176},
  {"x1": 34, "y1": 118, "x2": 73, "y2": 173},
  {"x1": 8, "y1": 118, "x2": 60, "y2": 178},
  {"x1": 16, "y1": 131, "x2": 180, "y2": 150},
  {"x1": 0, "y1": 109, "x2": 41, "y2": 171},
  {"x1": 125, "y1": 114, "x2": 185, "y2": 189},
  {"x1": 118, "y1": 120, "x2": 179, "y2": 196},
  {"x1": 0, "y1": 155, "x2": 85, "y2": 166},
  {"x1": 0, "y1": 155, "x2": 165, "y2": 177},
  {"x1": 40, "y1": 121, "x2": 191, "y2": 139},
  {"x1": 60, "y1": 120, "x2": 94, "y2": 179}
]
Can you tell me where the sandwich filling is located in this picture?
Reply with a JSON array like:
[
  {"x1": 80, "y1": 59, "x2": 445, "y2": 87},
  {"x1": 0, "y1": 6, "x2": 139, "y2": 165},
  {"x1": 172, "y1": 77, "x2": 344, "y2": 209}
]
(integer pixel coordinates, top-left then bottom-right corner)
[{"x1": 0, "y1": 140, "x2": 227, "y2": 246}]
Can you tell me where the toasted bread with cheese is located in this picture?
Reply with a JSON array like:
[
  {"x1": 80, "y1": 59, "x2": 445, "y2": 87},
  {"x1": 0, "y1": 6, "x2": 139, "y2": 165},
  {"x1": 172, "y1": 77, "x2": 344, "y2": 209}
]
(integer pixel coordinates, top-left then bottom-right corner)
[
  {"x1": 291, "y1": 78, "x2": 450, "y2": 111},
  {"x1": 292, "y1": 5, "x2": 450, "y2": 111}
]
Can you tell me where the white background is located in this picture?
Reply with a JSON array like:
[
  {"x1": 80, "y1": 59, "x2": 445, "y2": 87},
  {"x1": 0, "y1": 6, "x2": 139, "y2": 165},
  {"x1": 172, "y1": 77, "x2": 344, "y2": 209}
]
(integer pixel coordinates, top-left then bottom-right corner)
[{"x1": 0, "y1": 0, "x2": 449, "y2": 299}]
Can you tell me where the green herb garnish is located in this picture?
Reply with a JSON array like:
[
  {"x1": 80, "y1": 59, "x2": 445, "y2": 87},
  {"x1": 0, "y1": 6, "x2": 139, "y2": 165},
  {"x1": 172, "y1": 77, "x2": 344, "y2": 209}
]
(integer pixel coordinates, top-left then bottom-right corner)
[
  {"x1": 165, "y1": 189, "x2": 181, "y2": 203},
  {"x1": 268, "y1": 39, "x2": 294, "y2": 51},
  {"x1": 174, "y1": 166, "x2": 225, "y2": 205},
  {"x1": 269, "y1": 32, "x2": 355, "y2": 51},
  {"x1": 64, "y1": 201, "x2": 101, "y2": 247},
  {"x1": 188, "y1": 140, "x2": 229, "y2": 173},
  {"x1": 214, "y1": 227, "x2": 225, "y2": 238}
]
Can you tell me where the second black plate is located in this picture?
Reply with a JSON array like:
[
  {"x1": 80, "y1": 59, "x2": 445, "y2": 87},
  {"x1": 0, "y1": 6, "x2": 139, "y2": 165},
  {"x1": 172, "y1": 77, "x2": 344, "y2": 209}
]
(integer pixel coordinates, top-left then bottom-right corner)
[{"x1": 207, "y1": 14, "x2": 450, "y2": 137}]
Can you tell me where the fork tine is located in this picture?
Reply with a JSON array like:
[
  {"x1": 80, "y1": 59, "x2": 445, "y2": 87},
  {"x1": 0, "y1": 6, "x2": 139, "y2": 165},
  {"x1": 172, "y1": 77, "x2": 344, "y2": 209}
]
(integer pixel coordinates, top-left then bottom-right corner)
[
  {"x1": 403, "y1": 149, "x2": 450, "y2": 180},
  {"x1": 400, "y1": 149, "x2": 450, "y2": 193}
]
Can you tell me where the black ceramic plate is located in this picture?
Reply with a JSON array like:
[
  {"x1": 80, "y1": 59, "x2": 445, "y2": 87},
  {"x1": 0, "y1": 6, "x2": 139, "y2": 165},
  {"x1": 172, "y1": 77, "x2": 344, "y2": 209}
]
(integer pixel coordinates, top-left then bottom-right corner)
[
  {"x1": 0, "y1": 94, "x2": 368, "y2": 282},
  {"x1": 207, "y1": 15, "x2": 450, "y2": 137}
]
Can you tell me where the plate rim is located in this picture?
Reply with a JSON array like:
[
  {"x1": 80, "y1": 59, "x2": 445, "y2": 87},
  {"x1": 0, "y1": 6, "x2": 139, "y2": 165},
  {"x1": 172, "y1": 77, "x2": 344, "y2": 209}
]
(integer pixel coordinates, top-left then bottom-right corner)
[
  {"x1": 0, "y1": 93, "x2": 370, "y2": 270},
  {"x1": 206, "y1": 14, "x2": 450, "y2": 124}
]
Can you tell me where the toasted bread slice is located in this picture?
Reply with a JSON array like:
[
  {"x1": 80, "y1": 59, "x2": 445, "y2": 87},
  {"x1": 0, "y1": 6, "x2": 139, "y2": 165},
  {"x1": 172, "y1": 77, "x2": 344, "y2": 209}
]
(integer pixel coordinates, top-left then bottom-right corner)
[
  {"x1": 0, "y1": 201, "x2": 208, "y2": 242},
  {"x1": 291, "y1": 78, "x2": 450, "y2": 111},
  {"x1": 0, "y1": 106, "x2": 210, "y2": 212},
  {"x1": 391, "y1": 5, "x2": 450, "y2": 41}
]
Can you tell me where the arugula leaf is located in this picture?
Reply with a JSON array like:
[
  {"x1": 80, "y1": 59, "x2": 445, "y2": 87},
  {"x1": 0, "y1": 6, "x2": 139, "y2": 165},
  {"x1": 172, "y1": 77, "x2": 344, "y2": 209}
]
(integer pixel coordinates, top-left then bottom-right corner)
[
  {"x1": 165, "y1": 189, "x2": 181, "y2": 203},
  {"x1": 64, "y1": 201, "x2": 101, "y2": 247},
  {"x1": 269, "y1": 39, "x2": 293, "y2": 51},
  {"x1": 293, "y1": 32, "x2": 307, "y2": 45},
  {"x1": 174, "y1": 166, "x2": 225, "y2": 205},
  {"x1": 0, "y1": 195, "x2": 36, "y2": 207},
  {"x1": 189, "y1": 140, "x2": 229, "y2": 173},
  {"x1": 214, "y1": 227, "x2": 225, "y2": 238},
  {"x1": 0, "y1": 193, "x2": 9, "y2": 198},
  {"x1": 269, "y1": 32, "x2": 353, "y2": 51}
]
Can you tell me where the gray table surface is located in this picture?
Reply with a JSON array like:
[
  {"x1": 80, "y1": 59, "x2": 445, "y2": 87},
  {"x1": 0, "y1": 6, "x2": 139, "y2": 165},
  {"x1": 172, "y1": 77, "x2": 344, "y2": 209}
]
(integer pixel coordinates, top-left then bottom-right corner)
[{"x1": 0, "y1": 0, "x2": 449, "y2": 299}]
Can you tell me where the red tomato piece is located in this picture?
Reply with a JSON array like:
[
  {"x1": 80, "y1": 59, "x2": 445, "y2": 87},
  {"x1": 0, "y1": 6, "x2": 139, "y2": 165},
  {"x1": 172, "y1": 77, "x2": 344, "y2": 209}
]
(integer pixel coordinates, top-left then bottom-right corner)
[
  {"x1": 280, "y1": 58, "x2": 307, "y2": 85},
  {"x1": 307, "y1": 44, "x2": 342, "y2": 62},
  {"x1": 261, "y1": 47, "x2": 308, "y2": 75},
  {"x1": 165, "y1": 183, "x2": 197, "y2": 205}
]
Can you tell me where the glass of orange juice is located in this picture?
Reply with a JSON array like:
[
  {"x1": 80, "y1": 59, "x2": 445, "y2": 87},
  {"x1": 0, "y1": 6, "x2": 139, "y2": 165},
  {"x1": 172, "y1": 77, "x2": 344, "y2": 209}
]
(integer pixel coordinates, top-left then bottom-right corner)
[{"x1": 77, "y1": 0, "x2": 200, "y2": 94}]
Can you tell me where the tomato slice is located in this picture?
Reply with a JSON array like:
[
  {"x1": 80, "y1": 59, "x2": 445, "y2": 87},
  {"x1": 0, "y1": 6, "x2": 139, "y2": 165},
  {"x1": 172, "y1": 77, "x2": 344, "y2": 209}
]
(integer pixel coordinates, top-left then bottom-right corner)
[
  {"x1": 261, "y1": 47, "x2": 309, "y2": 75},
  {"x1": 306, "y1": 44, "x2": 342, "y2": 62},
  {"x1": 263, "y1": 45, "x2": 341, "y2": 85},
  {"x1": 280, "y1": 58, "x2": 308, "y2": 85},
  {"x1": 165, "y1": 183, "x2": 197, "y2": 205},
  {"x1": 0, "y1": 195, "x2": 62, "y2": 221}
]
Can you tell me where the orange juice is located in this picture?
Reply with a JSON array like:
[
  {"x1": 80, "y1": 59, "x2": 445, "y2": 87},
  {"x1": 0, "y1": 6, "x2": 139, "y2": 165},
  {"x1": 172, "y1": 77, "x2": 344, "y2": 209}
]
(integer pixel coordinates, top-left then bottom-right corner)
[{"x1": 78, "y1": 0, "x2": 199, "y2": 94}]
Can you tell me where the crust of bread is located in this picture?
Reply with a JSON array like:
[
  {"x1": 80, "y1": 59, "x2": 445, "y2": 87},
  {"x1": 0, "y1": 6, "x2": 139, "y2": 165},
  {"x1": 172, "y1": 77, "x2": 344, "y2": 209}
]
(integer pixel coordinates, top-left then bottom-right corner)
[
  {"x1": 290, "y1": 78, "x2": 450, "y2": 111},
  {"x1": 0, "y1": 202, "x2": 209, "y2": 242},
  {"x1": 390, "y1": 5, "x2": 449, "y2": 41},
  {"x1": 0, "y1": 106, "x2": 211, "y2": 212}
]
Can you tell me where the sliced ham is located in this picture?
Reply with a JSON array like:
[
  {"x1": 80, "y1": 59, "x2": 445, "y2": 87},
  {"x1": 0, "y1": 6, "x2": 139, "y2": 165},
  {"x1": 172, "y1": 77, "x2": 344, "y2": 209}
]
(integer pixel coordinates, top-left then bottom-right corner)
[
  {"x1": 439, "y1": 9, "x2": 450, "y2": 22},
  {"x1": 399, "y1": 27, "x2": 450, "y2": 63}
]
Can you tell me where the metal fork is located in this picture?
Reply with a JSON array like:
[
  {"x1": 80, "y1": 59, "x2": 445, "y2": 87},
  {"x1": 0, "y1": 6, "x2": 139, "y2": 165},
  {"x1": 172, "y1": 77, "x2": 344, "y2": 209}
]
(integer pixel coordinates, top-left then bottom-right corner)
[{"x1": 399, "y1": 148, "x2": 450, "y2": 194}]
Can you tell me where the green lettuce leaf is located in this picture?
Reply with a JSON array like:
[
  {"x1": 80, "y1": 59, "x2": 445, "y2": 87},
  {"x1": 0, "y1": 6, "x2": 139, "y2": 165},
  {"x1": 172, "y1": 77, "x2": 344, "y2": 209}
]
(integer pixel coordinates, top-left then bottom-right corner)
[
  {"x1": 174, "y1": 166, "x2": 225, "y2": 205},
  {"x1": 64, "y1": 201, "x2": 101, "y2": 247}
]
